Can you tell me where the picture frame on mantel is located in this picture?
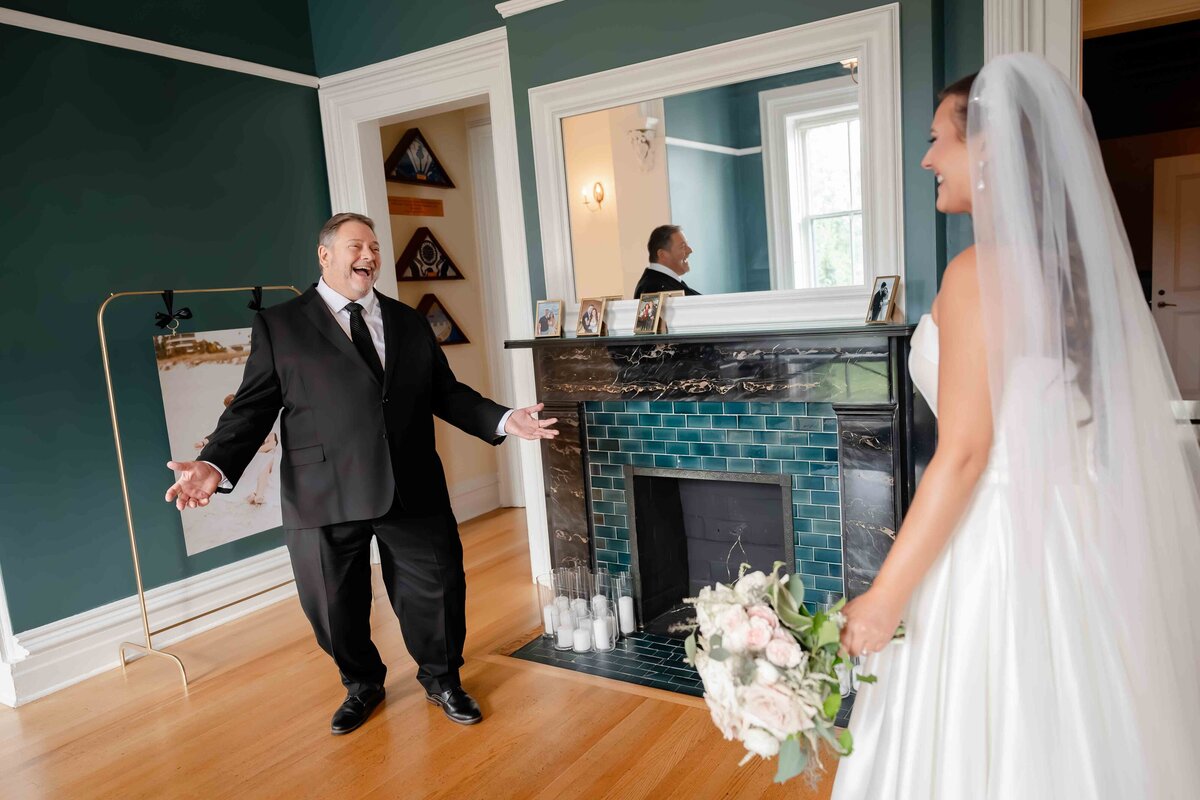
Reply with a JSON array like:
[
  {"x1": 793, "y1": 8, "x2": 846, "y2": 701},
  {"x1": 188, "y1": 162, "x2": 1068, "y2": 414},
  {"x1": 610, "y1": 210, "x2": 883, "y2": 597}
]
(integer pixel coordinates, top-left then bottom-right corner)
[
  {"x1": 534, "y1": 300, "x2": 563, "y2": 338},
  {"x1": 865, "y1": 275, "x2": 899, "y2": 324},
  {"x1": 575, "y1": 297, "x2": 609, "y2": 337},
  {"x1": 384, "y1": 128, "x2": 456, "y2": 188},
  {"x1": 633, "y1": 293, "x2": 666, "y2": 335}
]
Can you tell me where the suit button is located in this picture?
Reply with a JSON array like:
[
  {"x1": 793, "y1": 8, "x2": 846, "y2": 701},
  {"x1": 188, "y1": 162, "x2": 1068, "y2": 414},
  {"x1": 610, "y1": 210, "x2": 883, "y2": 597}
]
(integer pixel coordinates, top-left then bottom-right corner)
[{"x1": 383, "y1": 396, "x2": 389, "y2": 404}]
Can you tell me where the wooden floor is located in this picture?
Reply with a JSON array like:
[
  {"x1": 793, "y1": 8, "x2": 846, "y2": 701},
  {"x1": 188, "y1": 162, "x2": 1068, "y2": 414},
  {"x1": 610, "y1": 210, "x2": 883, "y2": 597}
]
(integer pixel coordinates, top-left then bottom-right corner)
[{"x1": 0, "y1": 509, "x2": 836, "y2": 799}]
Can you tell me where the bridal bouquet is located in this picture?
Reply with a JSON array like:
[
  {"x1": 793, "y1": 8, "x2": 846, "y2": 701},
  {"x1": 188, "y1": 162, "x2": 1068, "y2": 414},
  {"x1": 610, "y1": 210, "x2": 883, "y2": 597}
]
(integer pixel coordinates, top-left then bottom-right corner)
[{"x1": 682, "y1": 563, "x2": 868, "y2": 784}]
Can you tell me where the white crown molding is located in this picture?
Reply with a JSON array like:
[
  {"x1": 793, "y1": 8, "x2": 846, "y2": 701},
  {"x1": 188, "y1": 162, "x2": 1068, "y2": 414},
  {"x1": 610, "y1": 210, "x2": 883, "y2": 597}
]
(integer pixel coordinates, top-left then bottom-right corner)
[
  {"x1": 318, "y1": 27, "x2": 548, "y2": 578},
  {"x1": 529, "y1": 4, "x2": 904, "y2": 331},
  {"x1": 2, "y1": 546, "x2": 296, "y2": 707},
  {"x1": 495, "y1": 0, "x2": 566, "y2": 19},
  {"x1": 664, "y1": 137, "x2": 763, "y2": 157},
  {"x1": 984, "y1": 0, "x2": 1081, "y2": 84},
  {"x1": 0, "y1": 8, "x2": 319, "y2": 87}
]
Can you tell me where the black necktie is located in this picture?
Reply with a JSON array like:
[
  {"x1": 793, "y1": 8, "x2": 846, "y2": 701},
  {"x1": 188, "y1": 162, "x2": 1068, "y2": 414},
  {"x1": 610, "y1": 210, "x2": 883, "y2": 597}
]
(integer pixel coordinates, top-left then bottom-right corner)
[{"x1": 344, "y1": 302, "x2": 384, "y2": 384}]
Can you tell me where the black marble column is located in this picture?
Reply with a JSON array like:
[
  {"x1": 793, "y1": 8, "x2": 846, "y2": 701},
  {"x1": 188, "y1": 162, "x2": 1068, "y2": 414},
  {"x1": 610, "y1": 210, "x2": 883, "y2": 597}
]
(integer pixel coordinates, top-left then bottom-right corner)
[
  {"x1": 539, "y1": 402, "x2": 591, "y2": 568},
  {"x1": 833, "y1": 403, "x2": 902, "y2": 600}
]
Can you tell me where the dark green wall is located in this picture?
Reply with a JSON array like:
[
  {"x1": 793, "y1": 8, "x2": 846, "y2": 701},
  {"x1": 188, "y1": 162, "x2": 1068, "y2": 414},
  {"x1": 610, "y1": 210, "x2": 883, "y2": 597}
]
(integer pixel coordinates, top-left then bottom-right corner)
[
  {"x1": 940, "y1": 0, "x2": 985, "y2": 271},
  {"x1": 306, "y1": 0, "x2": 502, "y2": 76},
  {"x1": 506, "y1": 0, "x2": 947, "y2": 319},
  {"x1": 3, "y1": 1, "x2": 317, "y2": 74},
  {"x1": 0, "y1": 24, "x2": 330, "y2": 632}
]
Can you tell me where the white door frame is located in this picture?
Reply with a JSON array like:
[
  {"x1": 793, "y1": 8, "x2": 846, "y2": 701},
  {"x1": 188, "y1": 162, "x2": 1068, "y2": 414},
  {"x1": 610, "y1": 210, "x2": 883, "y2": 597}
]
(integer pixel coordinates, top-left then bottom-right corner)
[
  {"x1": 318, "y1": 28, "x2": 548, "y2": 576},
  {"x1": 985, "y1": 0, "x2": 1081, "y2": 84}
]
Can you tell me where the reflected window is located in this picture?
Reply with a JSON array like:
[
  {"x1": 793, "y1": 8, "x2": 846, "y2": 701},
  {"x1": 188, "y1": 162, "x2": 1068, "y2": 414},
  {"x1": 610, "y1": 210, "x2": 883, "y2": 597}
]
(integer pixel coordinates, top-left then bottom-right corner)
[{"x1": 793, "y1": 116, "x2": 862, "y2": 288}]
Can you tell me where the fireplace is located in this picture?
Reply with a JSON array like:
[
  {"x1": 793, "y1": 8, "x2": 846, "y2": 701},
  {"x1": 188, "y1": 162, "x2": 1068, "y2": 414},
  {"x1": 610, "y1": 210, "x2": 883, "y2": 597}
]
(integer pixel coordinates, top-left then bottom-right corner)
[{"x1": 623, "y1": 467, "x2": 792, "y2": 636}]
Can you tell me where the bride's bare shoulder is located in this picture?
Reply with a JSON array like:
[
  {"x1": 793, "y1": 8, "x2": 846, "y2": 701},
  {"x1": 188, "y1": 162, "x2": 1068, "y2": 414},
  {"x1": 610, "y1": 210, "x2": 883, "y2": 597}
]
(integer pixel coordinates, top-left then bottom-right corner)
[{"x1": 931, "y1": 246, "x2": 979, "y2": 325}]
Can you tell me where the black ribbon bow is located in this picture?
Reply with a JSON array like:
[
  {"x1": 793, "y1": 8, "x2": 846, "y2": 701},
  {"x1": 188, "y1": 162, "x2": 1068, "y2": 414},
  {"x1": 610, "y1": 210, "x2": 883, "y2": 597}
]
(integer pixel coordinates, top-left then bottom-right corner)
[
  {"x1": 247, "y1": 286, "x2": 263, "y2": 312},
  {"x1": 154, "y1": 289, "x2": 193, "y2": 329}
]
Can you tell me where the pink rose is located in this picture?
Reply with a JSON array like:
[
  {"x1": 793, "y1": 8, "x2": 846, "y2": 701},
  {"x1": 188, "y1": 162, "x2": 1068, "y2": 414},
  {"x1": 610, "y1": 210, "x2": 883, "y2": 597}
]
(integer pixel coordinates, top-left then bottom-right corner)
[
  {"x1": 746, "y1": 617, "x2": 774, "y2": 651},
  {"x1": 766, "y1": 636, "x2": 804, "y2": 669},
  {"x1": 747, "y1": 604, "x2": 779, "y2": 630},
  {"x1": 741, "y1": 684, "x2": 807, "y2": 738},
  {"x1": 717, "y1": 606, "x2": 751, "y2": 652}
]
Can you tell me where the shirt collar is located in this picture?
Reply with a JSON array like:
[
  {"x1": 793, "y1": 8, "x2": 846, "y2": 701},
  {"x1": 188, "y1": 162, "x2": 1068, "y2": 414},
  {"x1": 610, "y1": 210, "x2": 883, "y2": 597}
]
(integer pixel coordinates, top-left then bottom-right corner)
[
  {"x1": 646, "y1": 263, "x2": 684, "y2": 281},
  {"x1": 316, "y1": 277, "x2": 379, "y2": 316}
]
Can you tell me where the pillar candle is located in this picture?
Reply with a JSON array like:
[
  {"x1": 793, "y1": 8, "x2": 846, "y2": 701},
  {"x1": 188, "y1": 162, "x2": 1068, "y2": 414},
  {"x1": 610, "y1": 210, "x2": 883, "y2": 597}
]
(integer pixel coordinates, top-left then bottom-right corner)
[
  {"x1": 558, "y1": 609, "x2": 575, "y2": 631},
  {"x1": 573, "y1": 625, "x2": 592, "y2": 652},
  {"x1": 618, "y1": 595, "x2": 636, "y2": 634},
  {"x1": 592, "y1": 616, "x2": 612, "y2": 651},
  {"x1": 542, "y1": 604, "x2": 556, "y2": 636},
  {"x1": 555, "y1": 595, "x2": 570, "y2": 612},
  {"x1": 591, "y1": 594, "x2": 608, "y2": 616},
  {"x1": 571, "y1": 598, "x2": 589, "y2": 618},
  {"x1": 556, "y1": 625, "x2": 573, "y2": 649}
]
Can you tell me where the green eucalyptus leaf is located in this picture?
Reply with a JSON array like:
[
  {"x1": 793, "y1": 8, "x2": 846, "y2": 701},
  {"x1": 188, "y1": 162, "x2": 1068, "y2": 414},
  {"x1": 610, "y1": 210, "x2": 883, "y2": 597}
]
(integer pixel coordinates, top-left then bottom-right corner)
[
  {"x1": 774, "y1": 736, "x2": 808, "y2": 784},
  {"x1": 817, "y1": 618, "x2": 840, "y2": 649},
  {"x1": 710, "y1": 647, "x2": 730, "y2": 662},
  {"x1": 710, "y1": 633, "x2": 723, "y2": 650},
  {"x1": 787, "y1": 574, "x2": 806, "y2": 606}
]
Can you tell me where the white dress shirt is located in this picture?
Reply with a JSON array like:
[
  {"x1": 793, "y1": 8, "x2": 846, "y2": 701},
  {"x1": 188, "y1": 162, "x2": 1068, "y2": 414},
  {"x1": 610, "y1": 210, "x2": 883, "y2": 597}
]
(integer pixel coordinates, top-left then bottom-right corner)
[
  {"x1": 644, "y1": 262, "x2": 686, "y2": 282},
  {"x1": 203, "y1": 278, "x2": 511, "y2": 488}
]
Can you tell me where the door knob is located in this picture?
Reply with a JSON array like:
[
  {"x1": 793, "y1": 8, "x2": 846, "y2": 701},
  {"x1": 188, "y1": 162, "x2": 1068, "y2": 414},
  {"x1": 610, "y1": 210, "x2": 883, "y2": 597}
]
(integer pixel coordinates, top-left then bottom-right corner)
[{"x1": 1157, "y1": 301, "x2": 1178, "y2": 308}]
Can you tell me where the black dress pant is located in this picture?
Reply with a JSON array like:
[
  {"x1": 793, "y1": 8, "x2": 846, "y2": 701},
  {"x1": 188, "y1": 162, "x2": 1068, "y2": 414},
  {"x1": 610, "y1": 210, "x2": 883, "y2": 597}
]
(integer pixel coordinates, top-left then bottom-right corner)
[{"x1": 284, "y1": 506, "x2": 466, "y2": 697}]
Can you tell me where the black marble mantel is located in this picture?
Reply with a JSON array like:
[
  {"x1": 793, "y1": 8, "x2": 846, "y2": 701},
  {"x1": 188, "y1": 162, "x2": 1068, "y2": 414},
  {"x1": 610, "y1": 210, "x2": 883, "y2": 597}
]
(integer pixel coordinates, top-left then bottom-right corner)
[{"x1": 506, "y1": 325, "x2": 934, "y2": 602}]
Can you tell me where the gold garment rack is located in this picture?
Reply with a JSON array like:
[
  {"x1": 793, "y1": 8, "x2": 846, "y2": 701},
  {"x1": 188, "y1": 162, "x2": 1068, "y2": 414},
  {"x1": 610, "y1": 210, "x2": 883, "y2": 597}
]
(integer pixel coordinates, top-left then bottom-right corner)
[{"x1": 97, "y1": 285, "x2": 301, "y2": 691}]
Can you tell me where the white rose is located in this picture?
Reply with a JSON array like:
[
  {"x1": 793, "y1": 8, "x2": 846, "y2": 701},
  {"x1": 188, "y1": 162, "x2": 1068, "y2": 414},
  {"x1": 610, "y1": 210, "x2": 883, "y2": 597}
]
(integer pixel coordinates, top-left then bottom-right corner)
[
  {"x1": 755, "y1": 658, "x2": 781, "y2": 686},
  {"x1": 704, "y1": 693, "x2": 742, "y2": 740},
  {"x1": 766, "y1": 636, "x2": 804, "y2": 670},
  {"x1": 696, "y1": 653, "x2": 738, "y2": 707},
  {"x1": 741, "y1": 684, "x2": 806, "y2": 738},
  {"x1": 746, "y1": 616, "x2": 774, "y2": 651},
  {"x1": 717, "y1": 606, "x2": 751, "y2": 652},
  {"x1": 735, "y1": 571, "x2": 769, "y2": 599},
  {"x1": 741, "y1": 727, "x2": 781, "y2": 759}
]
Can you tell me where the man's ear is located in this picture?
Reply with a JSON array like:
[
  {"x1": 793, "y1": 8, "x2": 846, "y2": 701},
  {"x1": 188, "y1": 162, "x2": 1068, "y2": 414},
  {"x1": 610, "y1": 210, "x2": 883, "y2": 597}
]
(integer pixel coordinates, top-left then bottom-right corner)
[{"x1": 317, "y1": 244, "x2": 330, "y2": 270}]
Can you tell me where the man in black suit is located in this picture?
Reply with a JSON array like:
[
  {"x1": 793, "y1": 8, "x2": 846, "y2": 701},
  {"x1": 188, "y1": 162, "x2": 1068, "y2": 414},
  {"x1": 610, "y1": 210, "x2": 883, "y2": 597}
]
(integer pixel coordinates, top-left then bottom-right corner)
[
  {"x1": 165, "y1": 213, "x2": 558, "y2": 735},
  {"x1": 633, "y1": 224, "x2": 701, "y2": 298}
]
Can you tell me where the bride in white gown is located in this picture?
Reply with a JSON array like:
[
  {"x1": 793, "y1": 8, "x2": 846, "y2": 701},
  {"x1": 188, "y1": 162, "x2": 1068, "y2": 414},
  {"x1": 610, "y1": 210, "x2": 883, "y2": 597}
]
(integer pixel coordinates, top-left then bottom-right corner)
[{"x1": 832, "y1": 54, "x2": 1200, "y2": 798}]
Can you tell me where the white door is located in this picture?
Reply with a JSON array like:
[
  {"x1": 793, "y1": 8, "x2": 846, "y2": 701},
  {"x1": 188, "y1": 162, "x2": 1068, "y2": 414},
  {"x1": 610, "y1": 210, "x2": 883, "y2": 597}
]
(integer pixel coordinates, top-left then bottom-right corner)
[{"x1": 1152, "y1": 153, "x2": 1200, "y2": 402}]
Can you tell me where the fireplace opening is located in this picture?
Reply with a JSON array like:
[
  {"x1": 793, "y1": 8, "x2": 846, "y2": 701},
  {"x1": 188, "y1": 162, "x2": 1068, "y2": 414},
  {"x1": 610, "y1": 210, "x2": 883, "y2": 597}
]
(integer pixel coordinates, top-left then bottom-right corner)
[{"x1": 622, "y1": 467, "x2": 792, "y2": 637}]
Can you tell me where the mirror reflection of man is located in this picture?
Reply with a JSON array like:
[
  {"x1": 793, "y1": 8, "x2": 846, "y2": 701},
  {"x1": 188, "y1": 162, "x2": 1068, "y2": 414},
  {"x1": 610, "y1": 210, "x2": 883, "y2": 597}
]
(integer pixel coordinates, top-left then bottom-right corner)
[{"x1": 634, "y1": 225, "x2": 701, "y2": 298}]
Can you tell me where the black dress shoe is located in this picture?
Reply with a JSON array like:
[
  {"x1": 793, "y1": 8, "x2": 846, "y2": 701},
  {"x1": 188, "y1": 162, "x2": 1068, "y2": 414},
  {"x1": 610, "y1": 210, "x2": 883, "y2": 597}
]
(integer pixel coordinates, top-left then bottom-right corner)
[
  {"x1": 425, "y1": 686, "x2": 482, "y2": 725},
  {"x1": 330, "y1": 685, "x2": 385, "y2": 735}
]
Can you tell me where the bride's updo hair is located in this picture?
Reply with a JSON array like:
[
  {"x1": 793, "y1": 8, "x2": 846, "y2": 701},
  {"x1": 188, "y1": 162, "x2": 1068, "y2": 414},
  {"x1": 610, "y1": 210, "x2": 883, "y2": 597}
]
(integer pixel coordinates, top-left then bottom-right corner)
[{"x1": 937, "y1": 73, "x2": 978, "y2": 139}]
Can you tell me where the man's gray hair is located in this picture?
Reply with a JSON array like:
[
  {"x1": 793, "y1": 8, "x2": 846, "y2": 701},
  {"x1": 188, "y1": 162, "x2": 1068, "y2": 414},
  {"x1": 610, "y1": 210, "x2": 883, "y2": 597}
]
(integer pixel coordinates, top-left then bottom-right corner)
[{"x1": 318, "y1": 212, "x2": 375, "y2": 248}]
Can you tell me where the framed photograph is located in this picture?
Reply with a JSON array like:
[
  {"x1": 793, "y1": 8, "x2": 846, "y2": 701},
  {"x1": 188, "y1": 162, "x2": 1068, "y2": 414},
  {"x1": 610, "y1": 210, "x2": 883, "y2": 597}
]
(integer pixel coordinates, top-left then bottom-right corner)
[
  {"x1": 865, "y1": 275, "x2": 900, "y2": 324},
  {"x1": 575, "y1": 297, "x2": 608, "y2": 337},
  {"x1": 634, "y1": 293, "x2": 665, "y2": 335},
  {"x1": 384, "y1": 128, "x2": 455, "y2": 188},
  {"x1": 415, "y1": 294, "x2": 469, "y2": 345},
  {"x1": 396, "y1": 227, "x2": 464, "y2": 281},
  {"x1": 534, "y1": 300, "x2": 563, "y2": 338}
]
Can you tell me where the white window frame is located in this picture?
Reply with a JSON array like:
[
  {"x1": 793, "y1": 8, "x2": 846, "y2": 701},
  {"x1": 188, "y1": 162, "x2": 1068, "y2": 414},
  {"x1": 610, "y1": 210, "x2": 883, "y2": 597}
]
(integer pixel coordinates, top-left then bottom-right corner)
[
  {"x1": 528, "y1": 4, "x2": 903, "y2": 331},
  {"x1": 761, "y1": 78, "x2": 868, "y2": 301}
]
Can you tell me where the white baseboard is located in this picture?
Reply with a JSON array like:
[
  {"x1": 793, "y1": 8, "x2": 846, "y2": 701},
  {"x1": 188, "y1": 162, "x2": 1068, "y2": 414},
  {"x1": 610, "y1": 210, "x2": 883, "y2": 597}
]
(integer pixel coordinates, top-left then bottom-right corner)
[{"x1": 3, "y1": 547, "x2": 296, "y2": 708}]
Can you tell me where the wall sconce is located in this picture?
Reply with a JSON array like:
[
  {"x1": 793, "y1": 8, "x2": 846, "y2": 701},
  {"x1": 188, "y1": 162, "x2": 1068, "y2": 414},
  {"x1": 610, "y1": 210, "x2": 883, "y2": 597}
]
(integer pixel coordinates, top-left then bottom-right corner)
[
  {"x1": 840, "y1": 57, "x2": 860, "y2": 84},
  {"x1": 582, "y1": 181, "x2": 605, "y2": 212}
]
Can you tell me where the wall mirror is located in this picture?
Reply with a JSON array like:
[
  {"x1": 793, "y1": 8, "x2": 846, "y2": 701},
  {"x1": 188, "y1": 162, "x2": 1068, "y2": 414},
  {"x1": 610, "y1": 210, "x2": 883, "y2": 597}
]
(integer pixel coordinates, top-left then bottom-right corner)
[{"x1": 529, "y1": 5, "x2": 903, "y2": 332}]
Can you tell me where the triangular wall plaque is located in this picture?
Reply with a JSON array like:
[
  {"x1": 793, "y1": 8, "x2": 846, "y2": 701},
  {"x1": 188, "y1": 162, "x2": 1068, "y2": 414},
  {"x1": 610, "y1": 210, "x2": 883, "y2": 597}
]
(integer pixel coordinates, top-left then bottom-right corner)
[
  {"x1": 396, "y1": 227, "x2": 465, "y2": 281},
  {"x1": 384, "y1": 128, "x2": 455, "y2": 188},
  {"x1": 415, "y1": 294, "x2": 469, "y2": 346}
]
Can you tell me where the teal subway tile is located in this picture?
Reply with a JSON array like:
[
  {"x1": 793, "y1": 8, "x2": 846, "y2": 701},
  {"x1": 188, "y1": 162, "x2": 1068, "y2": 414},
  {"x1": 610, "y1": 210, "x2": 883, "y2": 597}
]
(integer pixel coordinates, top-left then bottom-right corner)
[
  {"x1": 592, "y1": 501, "x2": 615, "y2": 515},
  {"x1": 686, "y1": 415, "x2": 714, "y2": 428},
  {"x1": 800, "y1": 561, "x2": 831, "y2": 577},
  {"x1": 676, "y1": 428, "x2": 703, "y2": 442},
  {"x1": 607, "y1": 426, "x2": 630, "y2": 439},
  {"x1": 618, "y1": 439, "x2": 644, "y2": 452},
  {"x1": 814, "y1": 576, "x2": 843, "y2": 592},
  {"x1": 825, "y1": 506, "x2": 841, "y2": 521},
  {"x1": 793, "y1": 416, "x2": 824, "y2": 431},
  {"x1": 809, "y1": 433, "x2": 837, "y2": 447},
  {"x1": 741, "y1": 444, "x2": 767, "y2": 459},
  {"x1": 587, "y1": 438, "x2": 599, "y2": 450},
  {"x1": 654, "y1": 454, "x2": 679, "y2": 469},
  {"x1": 643, "y1": 440, "x2": 667, "y2": 454},
  {"x1": 792, "y1": 475, "x2": 823, "y2": 489},
  {"x1": 591, "y1": 476, "x2": 612, "y2": 490},
  {"x1": 825, "y1": 478, "x2": 840, "y2": 491},
  {"x1": 738, "y1": 415, "x2": 766, "y2": 429},
  {"x1": 662, "y1": 414, "x2": 687, "y2": 427},
  {"x1": 645, "y1": 401, "x2": 671, "y2": 413},
  {"x1": 601, "y1": 489, "x2": 624, "y2": 503},
  {"x1": 615, "y1": 413, "x2": 641, "y2": 426},
  {"x1": 632, "y1": 454, "x2": 655, "y2": 467},
  {"x1": 690, "y1": 442, "x2": 716, "y2": 457},
  {"x1": 611, "y1": 452, "x2": 633, "y2": 465},
  {"x1": 749, "y1": 402, "x2": 778, "y2": 415},
  {"x1": 593, "y1": 412, "x2": 616, "y2": 425},
  {"x1": 809, "y1": 403, "x2": 835, "y2": 417},
  {"x1": 611, "y1": 477, "x2": 626, "y2": 490},
  {"x1": 594, "y1": 524, "x2": 617, "y2": 538},
  {"x1": 793, "y1": 517, "x2": 813, "y2": 533},
  {"x1": 781, "y1": 432, "x2": 810, "y2": 446},
  {"x1": 829, "y1": 564, "x2": 843, "y2": 578},
  {"x1": 638, "y1": 414, "x2": 663, "y2": 427},
  {"x1": 711, "y1": 415, "x2": 738, "y2": 429},
  {"x1": 813, "y1": 520, "x2": 842, "y2": 536},
  {"x1": 766, "y1": 445, "x2": 795, "y2": 460},
  {"x1": 728, "y1": 458, "x2": 754, "y2": 472},
  {"x1": 598, "y1": 439, "x2": 620, "y2": 451},
  {"x1": 653, "y1": 427, "x2": 677, "y2": 441},
  {"x1": 779, "y1": 402, "x2": 808, "y2": 415},
  {"x1": 701, "y1": 429, "x2": 728, "y2": 443},
  {"x1": 752, "y1": 430, "x2": 782, "y2": 445},
  {"x1": 631, "y1": 427, "x2": 654, "y2": 441},
  {"x1": 754, "y1": 460, "x2": 782, "y2": 474},
  {"x1": 701, "y1": 457, "x2": 729, "y2": 471},
  {"x1": 782, "y1": 461, "x2": 811, "y2": 475},
  {"x1": 588, "y1": 452, "x2": 610, "y2": 465},
  {"x1": 608, "y1": 539, "x2": 630, "y2": 553},
  {"x1": 590, "y1": 463, "x2": 605, "y2": 476},
  {"x1": 824, "y1": 448, "x2": 840, "y2": 461},
  {"x1": 617, "y1": 553, "x2": 632, "y2": 566},
  {"x1": 588, "y1": 426, "x2": 607, "y2": 439},
  {"x1": 625, "y1": 400, "x2": 650, "y2": 412},
  {"x1": 599, "y1": 464, "x2": 623, "y2": 478},
  {"x1": 791, "y1": 489, "x2": 812, "y2": 504},
  {"x1": 766, "y1": 416, "x2": 793, "y2": 430},
  {"x1": 601, "y1": 401, "x2": 626, "y2": 412},
  {"x1": 604, "y1": 515, "x2": 628, "y2": 528},
  {"x1": 612, "y1": 503, "x2": 629, "y2": 516},
  {"x1": 665, "y1": 442, "x2": 691, "y2": 455},
  {"x1": 822, "y1": 418, "x2": 839, "y2": 432},
  {"x1": 796, "y1": 546, "x2": 815, "y2": 561},
  {"x1": 678, "y1": 456, "x2": 703, "y2": 469},
  {"x1": 714, "y1": 444, "x2": 741, "y2": 457},
  {"x1": 814, "y1": 548, "x2": 841, "y2": 564},
  {"x1": 794, "y1": 447, "x2": 825, "y2": 461},
  {"x1": 723, "y1": 402, "x2": 750, "y2": 414},
  {"x1": 727, "y1": 430, "x2": 753, "y2": 444},
  {"x1": 811, "y1": 490, "x2": 839, "y2": 506},
  {"x1": 696, "y1": 402, "x2": 724, "y2": 414},
  {"x1": 673, "y1": 401, "x2": 696, "y2": 413}
]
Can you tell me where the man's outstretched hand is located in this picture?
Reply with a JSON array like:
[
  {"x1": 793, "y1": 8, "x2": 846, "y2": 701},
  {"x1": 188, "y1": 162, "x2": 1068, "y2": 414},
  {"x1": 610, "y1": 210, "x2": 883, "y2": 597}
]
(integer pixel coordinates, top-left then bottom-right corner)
[
  {"x1": 504, "y1": 403, "x2": 560, "y2": 441},
  {"x1": 165, "y1": 460, "x2": 221, "y2": 511}
]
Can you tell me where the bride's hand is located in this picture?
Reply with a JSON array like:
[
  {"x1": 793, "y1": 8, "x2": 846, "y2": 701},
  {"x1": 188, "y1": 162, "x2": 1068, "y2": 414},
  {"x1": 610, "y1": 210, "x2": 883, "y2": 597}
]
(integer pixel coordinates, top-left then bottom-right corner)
[{"x1": 840, "y1": 588, "x2": 904, "y2": 658}]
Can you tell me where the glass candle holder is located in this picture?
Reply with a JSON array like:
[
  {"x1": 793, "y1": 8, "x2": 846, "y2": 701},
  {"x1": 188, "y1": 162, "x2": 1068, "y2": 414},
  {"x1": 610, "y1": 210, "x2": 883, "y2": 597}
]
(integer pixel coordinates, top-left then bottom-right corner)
[
  {"x1": 614, "y1": 571, "x2": 638, "y2": 637},
  {"x1": 535, "y1": 573, "x2": 557, "y2": 639},
  {"x1": 572, "y1": 611, "x2": 593, "y2": 652},
  {"x1": 592, "y1": 608, "x2": 617, "y2": 652}
]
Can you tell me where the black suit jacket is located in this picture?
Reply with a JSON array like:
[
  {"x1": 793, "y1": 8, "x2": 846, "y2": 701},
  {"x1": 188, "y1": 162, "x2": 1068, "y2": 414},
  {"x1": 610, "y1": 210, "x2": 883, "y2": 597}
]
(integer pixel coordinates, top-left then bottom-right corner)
[
  {"x1": 633, "y1": 268, "x2": 701, "y2": 298},
  {"x1": 198, "y1": 287, "x2": 507, "y2": 529}
]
